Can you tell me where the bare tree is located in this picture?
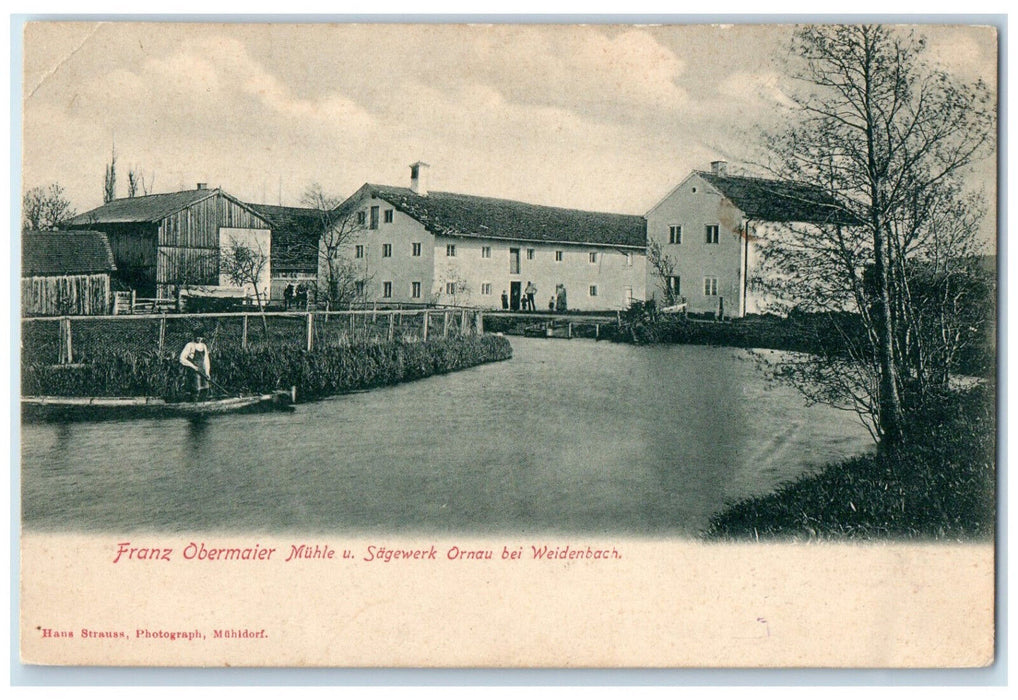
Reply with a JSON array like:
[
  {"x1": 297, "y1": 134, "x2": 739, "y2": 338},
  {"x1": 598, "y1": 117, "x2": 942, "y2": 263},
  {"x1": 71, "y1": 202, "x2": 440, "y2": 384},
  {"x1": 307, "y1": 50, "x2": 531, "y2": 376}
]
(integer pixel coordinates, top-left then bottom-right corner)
[
  {"x1": 103, "y1": 145, "x2": 117, "y2": 204},
  {"x1": 646, "y1": 238, "x2": 680, "y2": 306},
  {"x1": 220, "y1": 235, "x2": 270, "y2": 334},
  {"x1": 127, "y1": 168, "x2": 139, "y2": 198},
  {"x1": 759, "y1": 25, "x2": 994, "y2": 448},
  {"x1": 22, "y1": 183, "x2": 76, "y2": 230},
  {"x1": 301, "y1": 183, "x2": 371, "y2": 309}
]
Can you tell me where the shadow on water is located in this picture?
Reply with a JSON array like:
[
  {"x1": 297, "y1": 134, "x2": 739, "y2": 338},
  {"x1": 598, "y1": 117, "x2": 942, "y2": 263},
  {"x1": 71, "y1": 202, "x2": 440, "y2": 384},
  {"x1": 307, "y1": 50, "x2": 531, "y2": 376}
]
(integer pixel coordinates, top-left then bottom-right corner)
[{"x1": 20, "y1": 338, "x2": 874, "y2": 535}]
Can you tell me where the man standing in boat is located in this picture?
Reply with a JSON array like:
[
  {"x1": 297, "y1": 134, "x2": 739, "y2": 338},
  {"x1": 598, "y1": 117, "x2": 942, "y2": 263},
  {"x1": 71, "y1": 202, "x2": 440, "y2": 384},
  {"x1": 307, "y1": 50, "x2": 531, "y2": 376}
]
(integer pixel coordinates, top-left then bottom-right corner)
[{"x1": 179, "y1": 335, "x2": 212, "y2": 401}]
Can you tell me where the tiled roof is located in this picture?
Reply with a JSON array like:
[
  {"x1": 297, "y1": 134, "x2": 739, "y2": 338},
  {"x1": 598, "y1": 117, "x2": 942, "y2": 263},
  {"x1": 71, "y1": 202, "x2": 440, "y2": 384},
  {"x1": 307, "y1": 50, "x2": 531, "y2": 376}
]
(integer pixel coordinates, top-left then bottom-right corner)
[
  {"x1": 361, "y1": 185, "x2": 646, "y2": 248},
  {"x1": 246, "y1": 203, "x2": 326, "y2": 272},
  {"x1": 697, "y1": 172, "x2": 858, "y2": 225},
  {"x1": 22, "y1": 230, "x2": 116, "y2": 277},
  {"x1": 67, "y1": 189, "x2": 220, "y2": 225}
]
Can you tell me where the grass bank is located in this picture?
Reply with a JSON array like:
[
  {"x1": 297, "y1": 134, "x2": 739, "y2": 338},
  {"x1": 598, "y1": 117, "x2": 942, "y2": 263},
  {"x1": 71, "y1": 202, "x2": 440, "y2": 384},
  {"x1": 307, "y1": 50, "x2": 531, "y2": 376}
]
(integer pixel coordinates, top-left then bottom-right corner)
[
  {"x1": 702, "y1": 384, "x2": 996, "y2": 540},
  {"x1": 22, "y1": 335, "x2": 513, "y2": 402},
  {"x1": 612, "y1": 310, "x2": 994, "y2": 378}
]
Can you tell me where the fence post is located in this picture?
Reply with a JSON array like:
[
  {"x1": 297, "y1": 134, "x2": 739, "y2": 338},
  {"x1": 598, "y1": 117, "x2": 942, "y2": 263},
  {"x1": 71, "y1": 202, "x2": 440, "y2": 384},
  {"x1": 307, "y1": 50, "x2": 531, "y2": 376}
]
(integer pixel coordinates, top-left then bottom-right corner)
[
  {"x1": 242, "y1": 314, "x2": 249, "y2": 349},
  {"x1": 567, "y1": 322, "x2": 573, "y2": 339},
  {"x1": 460, "y1": 309, "x2": 467, "y2": 336},
  {"x1": 372, "y1": 302, "x2": 377, "y2": 323},
  {"x1": 131, "y1": 289, "x2": 136, "y2": 313},
  {"x1": 158, "y1": 314, "x2": 166, "y2": 352},
  {"x1": 476, "y1": 311, "x2": 484, "y2": 335},
  {"x1": 443, "y1": 311, "x2": 449, "y2": 338},
  {"x1": 306, "y1": 312, "x2": 314, "y2": 352},
  {"x1": 387, "y1": 312, "x2": 395, "y2": 342},
  {"x1": 422, "y1": 310, "x2": 430, "y2": 341}
]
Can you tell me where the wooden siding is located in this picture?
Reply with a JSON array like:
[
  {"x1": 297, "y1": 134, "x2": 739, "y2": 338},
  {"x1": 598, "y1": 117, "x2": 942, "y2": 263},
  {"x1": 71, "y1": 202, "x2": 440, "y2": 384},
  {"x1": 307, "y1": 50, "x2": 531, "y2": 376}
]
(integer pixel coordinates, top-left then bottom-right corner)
[
  {"x1": 157, "y1": 193, "x2": 269, "y2": 249},
  {"x1": 22, "y1": 273, "x2": 110, "y2": 316},
  {"x1": 156, "y1": 247, "x2": 220, "y2": 288}
]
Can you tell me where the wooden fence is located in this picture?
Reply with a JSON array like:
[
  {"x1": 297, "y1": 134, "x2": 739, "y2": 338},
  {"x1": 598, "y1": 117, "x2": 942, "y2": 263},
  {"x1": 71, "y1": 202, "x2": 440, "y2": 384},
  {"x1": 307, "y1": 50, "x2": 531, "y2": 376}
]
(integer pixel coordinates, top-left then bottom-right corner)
[{"x1": 22, "y1": 309, "x2": 486, "y2": 364}]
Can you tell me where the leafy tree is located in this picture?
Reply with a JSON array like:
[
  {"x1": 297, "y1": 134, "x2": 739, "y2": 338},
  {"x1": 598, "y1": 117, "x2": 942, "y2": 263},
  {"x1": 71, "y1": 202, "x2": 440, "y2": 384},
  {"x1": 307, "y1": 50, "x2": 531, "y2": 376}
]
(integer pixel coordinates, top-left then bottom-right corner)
[
  {"x1": 758, "y1": 25, "x2": 994, "y2": 448},
  {"x1": 22, "y1": 183, "x2": 76, "y2": 230}
]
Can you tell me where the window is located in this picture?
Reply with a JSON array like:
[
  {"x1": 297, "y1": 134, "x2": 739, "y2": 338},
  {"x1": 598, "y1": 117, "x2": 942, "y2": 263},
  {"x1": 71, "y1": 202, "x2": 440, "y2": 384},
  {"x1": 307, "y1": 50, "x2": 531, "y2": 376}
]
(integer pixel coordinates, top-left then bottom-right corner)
[
  {"x1": 383, "y1": 281, "x2": 392, "y2": 298},
  {"x1": 355, "y1": 244, "x2": 364, "y2": 259},
  {"x1": 589, "y1": 251, "x2": 598, "y2": 264},
  {"x1": 446, "y1": 244, "x2": 456, "y2": 257},
  {"x1": 589, "y1": 285, "x2": 598, "y2": 297},
  {"x1": 481, "y1": 246, "x2": 491, "y2": 259},
  {"x1": 704, "y1": 277, "x2": 719, "y2": 296},
  {"x1": 705, "y1": 224, "x2": 720, "y2": 244},
  {"x1": 526, "y1": 248, "x2": 535, "y2": 260},
  {"x1": 555, "y1": 250, "x2": 563, "y2": 262},
  {"x1": 384, "y1": 209, "x2": 394, "y2": 223},
  {"x1": 382, "y1": 243, "x2": 392, "y2": 258},
  {"x1": 357, "y1": 211, "x2": 366, "y2": 226},
  {"x1": 509, "y1": 248, "x2": 520, "y2": 275},
  {"x1": 668, "y1": 276, "x2": 681, "y2": 296},
  {"x1": 446, "y1": 282, "x2": 456, "y2": 295},
  {"x1": 355, "y1": 281, "x2": 365, "y2": 297},
  {"x1": 370, "y1": 206, "x2": 379, "y2": 230},
  {"x1": 669, "y1": 225, "x2": 682, "y2": 244},
  {"x1": 411, "y1": 281, "x2": 421, "y2": 299},
  {"x1": 481, "y1": 283, "x2": 492, "y2": 296},
  {"x1": 412, "y1": 242, "x2": 422, "y2": 257}
]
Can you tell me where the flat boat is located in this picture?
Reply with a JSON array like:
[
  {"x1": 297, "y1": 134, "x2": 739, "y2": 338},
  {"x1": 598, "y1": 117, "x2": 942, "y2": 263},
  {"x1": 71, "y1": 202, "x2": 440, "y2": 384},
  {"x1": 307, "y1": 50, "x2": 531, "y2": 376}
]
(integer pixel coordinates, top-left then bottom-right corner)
[{"x1": 21, "y1": 392, "x2": 294, "y2": 421}]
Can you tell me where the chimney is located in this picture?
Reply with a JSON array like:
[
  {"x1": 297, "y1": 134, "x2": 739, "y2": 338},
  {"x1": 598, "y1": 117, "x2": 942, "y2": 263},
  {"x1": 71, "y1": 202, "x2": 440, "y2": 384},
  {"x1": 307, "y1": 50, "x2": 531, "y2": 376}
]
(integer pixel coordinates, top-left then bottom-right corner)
[
  {"x1": 710, "y1": 161, "x2": 728, "y2": 177},
  {"x1": 197, "y1": 182, "x2": 208, "y2": 190},
  {"x1": 409, "y1": 162, "x2": 430, "y2": 196}
]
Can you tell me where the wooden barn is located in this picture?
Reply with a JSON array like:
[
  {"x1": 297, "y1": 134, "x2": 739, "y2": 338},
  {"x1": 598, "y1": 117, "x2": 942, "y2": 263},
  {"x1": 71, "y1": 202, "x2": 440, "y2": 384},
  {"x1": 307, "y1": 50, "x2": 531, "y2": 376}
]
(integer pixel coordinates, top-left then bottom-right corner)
[
  {"x1": 21, "y1": 230, "x2": 116, "y2": 316},
  {"x1": 66, "y1": 184, "x2": 273, "y2": 299}
]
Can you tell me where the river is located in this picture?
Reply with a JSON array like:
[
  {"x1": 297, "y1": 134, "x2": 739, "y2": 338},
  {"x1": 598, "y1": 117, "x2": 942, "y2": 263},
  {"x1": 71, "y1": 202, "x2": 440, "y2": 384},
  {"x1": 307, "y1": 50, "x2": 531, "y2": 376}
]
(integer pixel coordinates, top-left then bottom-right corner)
[{"x1": 20, "y1": 337, "x2": 872, "y2": 536}]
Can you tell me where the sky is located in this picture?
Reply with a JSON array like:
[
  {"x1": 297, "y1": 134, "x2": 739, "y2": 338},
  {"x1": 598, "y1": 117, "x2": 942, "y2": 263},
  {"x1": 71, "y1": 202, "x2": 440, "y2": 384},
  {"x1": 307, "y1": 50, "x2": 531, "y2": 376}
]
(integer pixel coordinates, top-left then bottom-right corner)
[{"x1": 19, "y1": 22, "x2": 998, "y2": 223}]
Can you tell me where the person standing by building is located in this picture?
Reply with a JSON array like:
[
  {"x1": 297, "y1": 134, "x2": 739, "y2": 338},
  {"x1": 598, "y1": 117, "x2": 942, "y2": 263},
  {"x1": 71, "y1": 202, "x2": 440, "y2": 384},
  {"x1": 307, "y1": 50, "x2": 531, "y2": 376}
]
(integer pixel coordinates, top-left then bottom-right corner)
[
  {"x1": 283, "y1": 282, "x2": 295, "y2": 310},
  {"x1": 524, "y1": 281, "x2": 537, "y2": 312},
  {"x1": 179, "y1": 335, "x2": 212, "y2": 402},
  {"x1": 501, "y1": 290, "x2": 509, "y2": 311}
]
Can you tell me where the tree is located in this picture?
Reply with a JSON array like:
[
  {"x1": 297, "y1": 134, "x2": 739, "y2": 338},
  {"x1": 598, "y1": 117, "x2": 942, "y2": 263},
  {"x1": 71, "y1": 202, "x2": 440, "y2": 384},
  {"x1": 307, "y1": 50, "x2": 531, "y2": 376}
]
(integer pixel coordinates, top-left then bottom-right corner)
[
  {"x1": 301, "y1": 183, "x2": 371, "y2": 309},
  {"x1": 758, "y1": 25, "x2": 994, "y2": 448},
  {"x1": 103, "y1": 145, "x2": 117, "y2": 203},
  {"x1": 646, "y1": 238, "x2": 680, "y2": 306},
  {"x1": 22, "y1": 183, "x2": 76, "y2": 230},
  {"x1": 127, "y1": 168, "x2": 139, "y2": 198},
  {"x1": 220, "y1": 235, "x2": 270, "y2": 333}
]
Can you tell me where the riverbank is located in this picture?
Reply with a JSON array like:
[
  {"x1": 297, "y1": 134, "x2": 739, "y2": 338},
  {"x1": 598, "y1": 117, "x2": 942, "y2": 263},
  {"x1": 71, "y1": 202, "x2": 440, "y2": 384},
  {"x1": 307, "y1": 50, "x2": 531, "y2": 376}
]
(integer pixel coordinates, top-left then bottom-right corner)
[
  {"x1": 702, "y1": 383, "x2": 996, "y2": 540},
  {"x1": 21, "y1": 334, "x2": 513, "y2": 402},
  {"x1": 611, "y1": 310, "x2": 994, "y2": 378}
]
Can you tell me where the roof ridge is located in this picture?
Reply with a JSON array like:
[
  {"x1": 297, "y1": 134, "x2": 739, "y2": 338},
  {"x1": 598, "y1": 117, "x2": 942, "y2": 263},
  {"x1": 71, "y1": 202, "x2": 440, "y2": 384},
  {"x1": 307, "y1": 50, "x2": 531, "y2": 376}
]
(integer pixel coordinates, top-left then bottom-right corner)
[{"x1": 370, "y1": 183, "x2": 643, "y2": 220}]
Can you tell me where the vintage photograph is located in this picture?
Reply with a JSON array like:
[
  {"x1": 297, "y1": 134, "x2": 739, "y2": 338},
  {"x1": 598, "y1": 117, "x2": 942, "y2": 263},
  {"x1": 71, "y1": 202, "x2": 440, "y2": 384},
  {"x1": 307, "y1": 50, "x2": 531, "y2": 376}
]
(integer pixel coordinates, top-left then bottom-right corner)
[{"x1": 17, "y1": 21, "x2": 998, "y2": 668}]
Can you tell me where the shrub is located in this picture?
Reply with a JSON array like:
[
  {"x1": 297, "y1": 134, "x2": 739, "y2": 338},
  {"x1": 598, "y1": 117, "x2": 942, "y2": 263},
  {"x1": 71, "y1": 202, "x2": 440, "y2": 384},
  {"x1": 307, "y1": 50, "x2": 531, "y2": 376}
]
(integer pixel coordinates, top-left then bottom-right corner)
[{"x1": 22, "y1": 335, "x2": 513, "y2": 401}]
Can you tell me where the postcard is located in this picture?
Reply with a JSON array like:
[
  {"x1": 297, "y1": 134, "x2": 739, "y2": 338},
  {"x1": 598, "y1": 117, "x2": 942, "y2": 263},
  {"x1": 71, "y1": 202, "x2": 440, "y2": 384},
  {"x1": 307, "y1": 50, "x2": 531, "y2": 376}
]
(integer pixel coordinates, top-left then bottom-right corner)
[{"x1": 17, "y1": 21, "x2": 998, "y2": 668}]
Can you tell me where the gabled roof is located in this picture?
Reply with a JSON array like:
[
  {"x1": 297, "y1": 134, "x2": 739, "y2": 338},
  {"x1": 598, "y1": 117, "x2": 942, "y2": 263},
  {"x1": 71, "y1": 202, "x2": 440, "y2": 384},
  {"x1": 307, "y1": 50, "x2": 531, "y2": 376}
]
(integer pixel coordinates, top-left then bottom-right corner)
[
  {"x1": 67, "y1": 189, "x2": 218, "y2": 225},
  {"x1": 67, "y1": 188, "x2": 270, "y2": 227},
  {"x1": 246, "y1": 203, "x2": 326, "y2": 272},
  {"x1": 22, "y1": 230, "x2": 116, "y2": 277},
  {"x1": 696, "y1": 171, "x2": 857, "y2": 225},
  {"x1": 356, "y1": 185, "x2": 646, "y2": 248}
]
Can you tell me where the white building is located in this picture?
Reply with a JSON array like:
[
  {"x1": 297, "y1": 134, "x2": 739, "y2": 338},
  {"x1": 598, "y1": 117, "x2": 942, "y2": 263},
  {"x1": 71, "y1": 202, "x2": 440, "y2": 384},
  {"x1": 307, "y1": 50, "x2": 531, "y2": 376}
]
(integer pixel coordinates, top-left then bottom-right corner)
[
  {"x1": 645, "y1": 161, "x2": 854, "y2": 317},
  {"x1": 328, "y1": 163, "x2": 647, "y2": 312}
]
